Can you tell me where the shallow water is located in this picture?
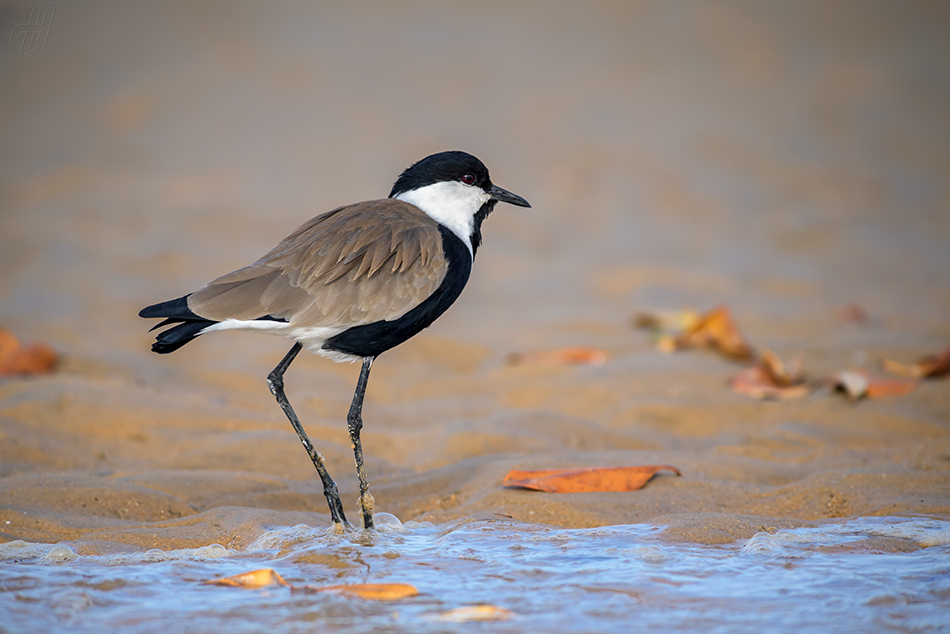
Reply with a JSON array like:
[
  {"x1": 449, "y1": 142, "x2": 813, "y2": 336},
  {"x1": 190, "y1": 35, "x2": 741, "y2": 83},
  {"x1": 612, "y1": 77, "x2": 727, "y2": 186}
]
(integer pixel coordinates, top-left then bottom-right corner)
[{"x1": 2, "y1": 516, "x2": 948, "y2": 633}]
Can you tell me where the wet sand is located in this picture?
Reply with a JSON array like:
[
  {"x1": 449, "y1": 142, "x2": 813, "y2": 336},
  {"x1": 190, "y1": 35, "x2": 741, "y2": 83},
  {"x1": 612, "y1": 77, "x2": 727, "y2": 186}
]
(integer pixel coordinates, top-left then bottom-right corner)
[{"x1": 2, "y1": 1, "x2": 950, "y2": 557}]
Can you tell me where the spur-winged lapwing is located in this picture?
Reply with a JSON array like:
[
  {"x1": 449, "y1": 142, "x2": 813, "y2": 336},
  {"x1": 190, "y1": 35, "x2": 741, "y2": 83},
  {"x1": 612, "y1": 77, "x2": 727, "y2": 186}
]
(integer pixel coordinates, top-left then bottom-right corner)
[{"x1": 139, "y1": 151, "x2": 530, "y2": 530}]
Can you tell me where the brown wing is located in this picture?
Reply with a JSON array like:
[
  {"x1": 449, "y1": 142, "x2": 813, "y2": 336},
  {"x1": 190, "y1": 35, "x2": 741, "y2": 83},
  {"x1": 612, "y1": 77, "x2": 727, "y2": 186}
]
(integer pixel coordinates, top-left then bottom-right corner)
[{"x1": 187, "y1": 200, "x2": 447, "y2": 327}]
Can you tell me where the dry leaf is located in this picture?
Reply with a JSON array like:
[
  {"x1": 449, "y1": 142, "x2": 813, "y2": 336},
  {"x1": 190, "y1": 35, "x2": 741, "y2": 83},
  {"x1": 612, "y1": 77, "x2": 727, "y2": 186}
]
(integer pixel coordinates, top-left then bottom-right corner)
[
  {"x1": 882, "y1": 345, "x2": 950, "y2": 379},
  {"x1": 828, "y1": 370, "x2": 868, "y2": 401},
  {"x1": 204, "y1": 568, "x2": 289, "y2": 588},
  {"x1": 730, "y1": 366, "x2": 810, "y2": 400},
  {"x1": 676, "y1": 306, "x2": 755, "y2": 360},
  {"x1": 503, "y1": 465, "x2": 681, "y2": 493},
  {"x1": 828, "y1": 370, "x2": 917, "y2": 401},
  {"x1": 865, "y1": 377, "x2": 918, "y2": 398},
  {"x1": 881, "y1": 359, "x2": 919, "y2": 378},
  {"x1": 759, "y1": 349, "x2": 805, "y2": 385},
  {"x1": 431, "y1": 605, "x2": 514, "y2": 622},
  {"x1": 634, "y1": 307, "x2": 753, "y2": 360},
  {"x1": 0, "y1": 329, "x2": 58, "y2": 377},
  {"x1": 632, "y1": 309, "x2": 701, "y2": 333},
  {"x1": 311, "y1": 583, "x2": 419, "y2": 601},
  {"x1": 656, "y1": 334, "x2": 679, "y2": 354},
  {"x1": 634, "y1": 309, "x2": 701, "y2": 355},
  {"x1": 729, "y1": 349, "x2": 810, "y2": 400},
  {"x1": 507, "y1": 347, "x2": 608, "y2": 366},
  {"x1": 836, "y1": 303, "x2": 869, "y2": 325}
]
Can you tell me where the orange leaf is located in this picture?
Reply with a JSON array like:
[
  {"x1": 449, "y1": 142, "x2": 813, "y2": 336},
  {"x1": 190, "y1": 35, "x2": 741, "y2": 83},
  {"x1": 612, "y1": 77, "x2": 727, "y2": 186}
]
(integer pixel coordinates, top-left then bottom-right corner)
[
  {"x1": 759, "y1": 349, "x2": 805, "y2": 386},
  {"x1": 730, "y1": 366, "x2": 810, "y2": 400},
  {"x1": 881, "y1": 358, "x2": 920, "y2": 378},
  {"x1": 507, "y1": 347, "x2": 608, "y2": 366},
  {"x1": 0, "y1": 329, "x2": 58, "y2": 376},
  {"x1": 310, "y1": 583, "x2": 419, "y2": 601},
  {"x1": 672, "y1": 306, "x2": 755, "y2": 361},
  {"x1": 828, "y1": 370, "x2": 917, "y2": 401},
  {"x1": 916, "y1": 346, "x2": 950, "y2": 378},
  {"x1": 632, "y1": 309, "x2": 701, "y2": 333},
  {"x1": 431, "y1": 605, "x2": 514, "y2": 622},
  {"x1": 204, "y1": 568, "x2": 289, "y2": 588},
  {"x1": 729, "y1": 349, "x2": 810, "y2": 400},
  {"x1": 503, "y1": 465, "x2": 681, "y2": 493},
  {"x1": 882, "y1": 345, "x2": 950, "y2": 380},
  {"x1": 866, "y1": 376, "x2": 918, "y2": 398}
]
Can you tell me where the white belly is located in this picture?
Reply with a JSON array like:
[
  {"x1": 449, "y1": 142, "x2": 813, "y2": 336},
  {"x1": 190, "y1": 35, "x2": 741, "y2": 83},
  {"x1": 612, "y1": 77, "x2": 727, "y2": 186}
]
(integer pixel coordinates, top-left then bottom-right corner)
[{"x1": 199, "y1": 319, "x2": 362, "y2": 363}]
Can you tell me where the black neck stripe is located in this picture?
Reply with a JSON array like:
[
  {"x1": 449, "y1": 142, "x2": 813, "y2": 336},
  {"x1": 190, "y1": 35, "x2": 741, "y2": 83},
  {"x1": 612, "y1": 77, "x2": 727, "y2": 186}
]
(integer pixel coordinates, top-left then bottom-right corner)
[{"x1": 323, "y1": 225, "x2": 473, "y2": 358}]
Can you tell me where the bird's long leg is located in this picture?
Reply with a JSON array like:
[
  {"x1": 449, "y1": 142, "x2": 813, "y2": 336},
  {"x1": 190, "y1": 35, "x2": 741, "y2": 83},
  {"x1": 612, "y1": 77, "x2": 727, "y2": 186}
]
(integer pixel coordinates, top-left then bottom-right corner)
[
  {"x1": 267, "y1": 342, "x2": 348, "y2": 528},
  {"x1": 347, "y1": 356, "x2": 376, "y2": 529}
]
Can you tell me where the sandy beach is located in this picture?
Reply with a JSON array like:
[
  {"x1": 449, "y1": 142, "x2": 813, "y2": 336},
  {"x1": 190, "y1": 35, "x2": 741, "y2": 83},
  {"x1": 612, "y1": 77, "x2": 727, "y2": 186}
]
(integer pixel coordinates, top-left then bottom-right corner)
[{"x1": 1, "y1": 3, "x2": 949, "y2": 629}]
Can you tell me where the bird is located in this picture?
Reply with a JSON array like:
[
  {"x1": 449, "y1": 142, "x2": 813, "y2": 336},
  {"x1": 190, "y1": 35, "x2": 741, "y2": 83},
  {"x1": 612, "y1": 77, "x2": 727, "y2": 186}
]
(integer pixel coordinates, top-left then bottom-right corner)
[{"x1": 139, "y1": 150, "x2": 530, "y2": 530}]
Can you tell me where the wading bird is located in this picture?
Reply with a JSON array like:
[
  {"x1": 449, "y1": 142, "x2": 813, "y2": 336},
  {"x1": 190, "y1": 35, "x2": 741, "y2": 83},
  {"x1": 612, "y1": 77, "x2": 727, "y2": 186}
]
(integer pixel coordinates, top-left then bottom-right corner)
[{"x1": 140, "y1": 151, "x2": 530, "y2": 529}]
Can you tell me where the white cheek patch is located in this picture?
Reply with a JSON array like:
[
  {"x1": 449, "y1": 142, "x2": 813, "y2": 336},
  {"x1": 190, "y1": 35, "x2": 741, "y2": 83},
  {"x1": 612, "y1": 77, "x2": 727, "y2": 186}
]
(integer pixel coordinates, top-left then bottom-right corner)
[{"x1": 395, "y1": 181, "x2": 488, "y2": 256}]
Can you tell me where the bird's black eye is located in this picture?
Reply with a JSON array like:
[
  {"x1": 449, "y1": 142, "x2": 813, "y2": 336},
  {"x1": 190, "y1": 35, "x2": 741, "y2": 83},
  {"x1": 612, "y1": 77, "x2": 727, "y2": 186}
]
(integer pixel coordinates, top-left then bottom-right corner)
[{"x1": 461, "y1": 174, "x2": 476, "y2": 185}]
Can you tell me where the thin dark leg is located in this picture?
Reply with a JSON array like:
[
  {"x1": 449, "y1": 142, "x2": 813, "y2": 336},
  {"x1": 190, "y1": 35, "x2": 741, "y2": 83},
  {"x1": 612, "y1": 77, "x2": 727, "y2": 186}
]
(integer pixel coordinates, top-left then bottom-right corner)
[
  {"x1": 347, "y1": 356, "x2": 375, "y2": 529},
  {"x1": 267, "y1": 343, "x2": 348, "y2": 527}
]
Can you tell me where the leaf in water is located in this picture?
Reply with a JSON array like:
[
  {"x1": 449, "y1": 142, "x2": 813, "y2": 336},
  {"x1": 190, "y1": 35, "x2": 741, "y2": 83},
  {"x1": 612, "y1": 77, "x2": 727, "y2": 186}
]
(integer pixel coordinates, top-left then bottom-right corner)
[
  {"x1": 430, "y1": 605, "x2": 515, "y2": 622},
  {"x1": 0, "y1": 329, "x2": 58, "y2": 377},
  {"x1": 729, "y1": 349, "x2": 810, "y2": 400},
  {"x1": 828, "y1": 370, "x2": 917, "y2": 401},
  {"x1": 503, "y1": 465, "x2": 681, "y2": 493},
  {"x1": 507, "y1": 347, "x2": 608, "y2": 366},
  {"x1": 882, "y1": 345, "x2": 950, "y2": 379},
  {"x1": 310, "y1": 583, "x2": 419, "y2": 601},
  {"x1": 204, "y1": 568, "x2": 289, "y2": 588}
]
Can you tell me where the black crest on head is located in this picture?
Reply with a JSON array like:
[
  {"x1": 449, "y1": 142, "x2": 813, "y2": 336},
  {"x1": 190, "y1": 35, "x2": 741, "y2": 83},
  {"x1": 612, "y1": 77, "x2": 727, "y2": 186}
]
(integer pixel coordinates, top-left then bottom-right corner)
[{"x1": 389, "y1": 151, "x2": 493, "y2": 198}]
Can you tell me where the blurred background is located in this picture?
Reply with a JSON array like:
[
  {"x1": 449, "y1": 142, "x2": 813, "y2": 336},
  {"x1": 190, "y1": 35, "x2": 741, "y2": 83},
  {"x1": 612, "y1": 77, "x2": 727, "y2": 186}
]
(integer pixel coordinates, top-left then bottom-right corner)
[
  {"x1": 3, "y1": 1, "x2": 949, "y2": 373},
  {"x1": 1, "y1": 2, "x2": 949, "y2": 479}
]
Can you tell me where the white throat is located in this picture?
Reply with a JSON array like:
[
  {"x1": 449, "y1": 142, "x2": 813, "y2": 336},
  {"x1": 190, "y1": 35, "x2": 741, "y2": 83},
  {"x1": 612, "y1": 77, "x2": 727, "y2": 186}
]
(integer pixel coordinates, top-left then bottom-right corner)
[{"x1": 395, "y1": 181, "x2": 489, "y2": 256}]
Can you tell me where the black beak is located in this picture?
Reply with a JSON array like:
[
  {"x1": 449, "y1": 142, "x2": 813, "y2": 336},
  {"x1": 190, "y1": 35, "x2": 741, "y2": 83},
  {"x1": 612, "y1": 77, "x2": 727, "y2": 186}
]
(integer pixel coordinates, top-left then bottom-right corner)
[{"x1": 490, "y1": 184, "x2": 531, "y2": 208}]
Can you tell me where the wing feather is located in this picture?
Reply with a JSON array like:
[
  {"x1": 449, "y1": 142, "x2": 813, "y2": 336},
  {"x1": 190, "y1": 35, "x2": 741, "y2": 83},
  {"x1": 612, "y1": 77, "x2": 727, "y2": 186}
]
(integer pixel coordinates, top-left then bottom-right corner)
[{"x1": 187, "y1": 200, "x2": 448, "y2": 328}]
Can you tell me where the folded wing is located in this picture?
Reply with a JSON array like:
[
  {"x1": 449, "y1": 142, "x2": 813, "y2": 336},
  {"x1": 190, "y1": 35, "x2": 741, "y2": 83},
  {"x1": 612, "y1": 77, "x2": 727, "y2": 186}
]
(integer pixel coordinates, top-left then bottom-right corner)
[{"x1": 187, "y1": 200, "x2": 447, "y2": 328}]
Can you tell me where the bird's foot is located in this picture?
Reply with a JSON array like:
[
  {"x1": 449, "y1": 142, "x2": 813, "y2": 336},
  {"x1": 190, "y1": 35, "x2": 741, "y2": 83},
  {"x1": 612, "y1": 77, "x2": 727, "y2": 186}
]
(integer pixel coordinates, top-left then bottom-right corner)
[{"x1": 325, "y1": 520, "x2": 356, "y2": 535}]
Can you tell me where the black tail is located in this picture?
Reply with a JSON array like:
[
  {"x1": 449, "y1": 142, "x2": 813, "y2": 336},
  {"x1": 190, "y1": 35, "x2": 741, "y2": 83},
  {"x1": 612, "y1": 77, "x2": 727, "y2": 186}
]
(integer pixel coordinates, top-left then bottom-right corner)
[{"x1": 139, "y1": 294, "x2": 216, "y2": 354}]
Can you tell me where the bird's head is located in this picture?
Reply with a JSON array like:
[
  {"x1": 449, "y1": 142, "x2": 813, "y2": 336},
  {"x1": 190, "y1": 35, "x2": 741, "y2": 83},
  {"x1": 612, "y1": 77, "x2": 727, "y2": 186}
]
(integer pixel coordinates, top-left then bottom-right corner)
[{"x1": 390, "y1": 150, "x2": 530, "y2": 255}]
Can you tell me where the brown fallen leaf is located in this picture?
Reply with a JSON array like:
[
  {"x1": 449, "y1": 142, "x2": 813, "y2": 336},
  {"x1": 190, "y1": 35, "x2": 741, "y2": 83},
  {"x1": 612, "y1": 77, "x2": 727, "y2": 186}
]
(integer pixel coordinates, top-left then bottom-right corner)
[
  {"x1": 729, "y1": 349, "x2": 810, "y2": 400},
  {"x1": 0, "y1": 328, "x2": 59, "y2": 377},
  {"x1": 866, "y1": 376, "x2": 919, "y2": 398},
  {"x1": 430, "y1": 605, "x2": 514, "y2": 622},
  {"x1": 827, "y1": 370, "x2": 917, "y2": 401},
  {"x1": 308, "y1": 583, "x2": 419, "y2": 601},
  {"x1": 677, "y1": 306, "x2": 755, "y2": 360},
  {"x1": 503, "y1": 465, "x2": 681, "y2": 493},
  {"x1": 632, "y1": 309, "x2": 701, "y2": 333},
  {"x1": 634, "y1": 306, "x2": 755, "y2": 359},
  {"x1": 882, "y1": 345, "x2": 950, "y2": 379},
  {"x1": 836, "y1": 303, "x2": 869, "y2": 325},
  {"x1": 507, "y1": 347, "x2": 608, "y2": 366},
  {"x1": 204, "y1": 568, "x2": 289, "y2": 588}
]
